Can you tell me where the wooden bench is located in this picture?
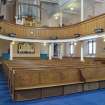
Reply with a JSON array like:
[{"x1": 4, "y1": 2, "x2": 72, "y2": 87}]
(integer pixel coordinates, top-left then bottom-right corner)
[
  {"x1": 81, "y1": 67, "x2": 105, "y2": 91},
  {"x1": 2, "y1": 58, "x2": 105, "y2": 101},
  {"x1": 3, "y1": 61, "x2": 84, "y2": 100},
  {"x1": 11, "y1": 68, "x2": 84, "y2": 101}
]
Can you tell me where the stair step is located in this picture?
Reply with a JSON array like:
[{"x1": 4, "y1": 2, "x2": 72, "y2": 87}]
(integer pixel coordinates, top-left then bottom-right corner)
[
  {"x1": 0, "y1": 89, "x2": 8, "y2": 91},
  {"x1": 0, "y1": 83, "x2": 7, "y2": 86},
  {"x1": 0, "y1": 78, "x2": 6, "y2": 80},
  {"x1": 0, "y1": 80, "x2": 7, "y2": 82},
  {"x1": 0, "y1": 75, "x2": 5, "y2": 77},
  {"x1": 0, "y1": 72, "x2": 13, "y2": 104},
  {"x1": 0, "y1": 97, "x2": 12, "y2": 103},
  {"x1": 0, "y1": 85, "x2": 8, "y2": 87},
  {"x1": 1, "y1": 83, "x2": 7, "y2": 85},
  {"x1": 0, "y1": 85, "x2": 8, "y2": 88},
  {"x1": 0, "y1": 95, "x2": 10, "y2": 98},
  {"x1": 0, "y1": 91, "x2": 9, "y2": 95},
  {"x1": 0, "y1": 84, "x2": 7, "y2": 87},
  {"x1": 0, "y1": 90, "x2": 10, "y2": 94}
]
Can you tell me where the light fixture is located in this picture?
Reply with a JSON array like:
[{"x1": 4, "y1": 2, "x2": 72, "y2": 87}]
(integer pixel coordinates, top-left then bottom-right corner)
[
  {"x1": 70, "y1": 7, "x2": 74, "y2": 11},
  {"x1": 54, "y1": 13, "x2": 60, "y2": 17},
  {"x1": 11, "y1": 41, "x2": 15, "y2": 45},
  {"x1": 54, "y1": 13, "x2": 60, "y2": 20},
  {"x1": 30, "y1": 31, "x2": 34, "y2": 35},
  {"x1": 54, "y1": 16, "x2": 59, "y2": 20},
  {"x1": 103, "y1": 36, "x2": 105, "y2": 42},
  {"x1": 74, "y1": 42, "x2": 77, "y2": 45}
]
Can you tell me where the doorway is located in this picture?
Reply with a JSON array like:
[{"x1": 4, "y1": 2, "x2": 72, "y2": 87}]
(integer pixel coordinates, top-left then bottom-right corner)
[{"x1": 53, "y1": 43, "x2": 60, "y2": 58}]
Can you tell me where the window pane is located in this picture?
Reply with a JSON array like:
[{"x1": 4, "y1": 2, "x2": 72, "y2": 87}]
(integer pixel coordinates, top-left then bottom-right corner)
[
  {"x1": 88, "y1": 40, "x2": 96, "y2": 55},
  {"x1": 71, "y1": 44, "x2": 73, "y2": 54},
  {"x1": 89, "y1": 41, "x2": 92, "y2": 54},
  {"x1": 69, "y1": 43, "x2": 74, "y2": 55},
  {"x1": 93, "y1": 41, "x2": 96, "y2": 54}
]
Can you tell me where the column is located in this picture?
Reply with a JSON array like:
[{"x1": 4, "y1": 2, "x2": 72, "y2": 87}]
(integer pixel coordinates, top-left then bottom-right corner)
[
  {"x1": 81, "y1": 0, "x2": 84, "y2": 21},
  {"x1": 10, "y1": 41, "x2": 14, "y2": 60},
  {"x1": 59, "y1": 43, "x2": 63, "y2": 60},
  {"x1": 49, "y1": 43, "x2": 52, "y2": 60},
  {"x1": 80, "y1": 42, "x2": 84, "y2": 62}
]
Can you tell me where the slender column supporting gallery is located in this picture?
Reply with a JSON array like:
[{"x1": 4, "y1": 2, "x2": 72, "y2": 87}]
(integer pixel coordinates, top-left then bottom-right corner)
[
  {"x1": 10, "y1": 42, "x2": 14, "y2": 60},
  {"x1": 80, "y1": 42, "x2": 84, "y2": 62},
  {"x1": 59, "y1": 43, "x2": 63, "y2": 60},
  {"x1": 49, "y1": 43, "x2": 52, "y2": 60}
]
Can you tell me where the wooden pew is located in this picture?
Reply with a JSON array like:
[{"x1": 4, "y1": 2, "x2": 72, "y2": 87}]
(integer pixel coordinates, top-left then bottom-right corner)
[
  {"x1": 2, "y1": 58, "x2": 105, "y2": 101},
  {"x1": 80, "y1": 67, "x2": 105, "y2": 91},
  {"x1": 11, "y1": 68, "x2": 84, "y2": 101}
]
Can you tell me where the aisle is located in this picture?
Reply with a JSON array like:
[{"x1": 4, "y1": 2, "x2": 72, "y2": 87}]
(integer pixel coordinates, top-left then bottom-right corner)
[{"x1": 0, "y1": 65, "x2": 105, "y2": 105}]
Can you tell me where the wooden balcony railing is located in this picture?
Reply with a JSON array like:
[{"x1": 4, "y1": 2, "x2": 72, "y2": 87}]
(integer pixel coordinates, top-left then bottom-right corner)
[{"x1": 0, "y1": 13, "x2": 105, "y2": 39}]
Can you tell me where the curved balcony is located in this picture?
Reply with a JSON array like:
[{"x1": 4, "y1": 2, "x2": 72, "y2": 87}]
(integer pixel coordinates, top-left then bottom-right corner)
[{"x1": 0, "y1": 13, "x2": 105, "y2": 40}]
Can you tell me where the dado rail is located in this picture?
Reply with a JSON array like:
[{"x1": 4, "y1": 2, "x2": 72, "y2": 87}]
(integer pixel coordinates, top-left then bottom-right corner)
[{"x1": 0, "y1": 14, "x2": 105, "y2": 39}]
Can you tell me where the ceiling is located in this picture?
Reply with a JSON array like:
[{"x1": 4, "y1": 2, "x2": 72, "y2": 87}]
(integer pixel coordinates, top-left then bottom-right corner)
[{"x1": 1, "y1": 0, "x2": 105, "y2": 25}]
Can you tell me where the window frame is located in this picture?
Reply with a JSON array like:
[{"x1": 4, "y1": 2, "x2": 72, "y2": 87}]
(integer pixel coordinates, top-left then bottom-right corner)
[
  {"x1": 88, "y1": 40, "x2": 96, "y2": 56},
  {"x1": 69, "y1": 42, "x2": 75, "y2": 56}
]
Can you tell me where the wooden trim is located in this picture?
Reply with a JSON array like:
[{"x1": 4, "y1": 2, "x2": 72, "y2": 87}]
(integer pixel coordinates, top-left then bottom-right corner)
[{"x1": 15, "y1": 82, "x2": 84, "y2": 91}]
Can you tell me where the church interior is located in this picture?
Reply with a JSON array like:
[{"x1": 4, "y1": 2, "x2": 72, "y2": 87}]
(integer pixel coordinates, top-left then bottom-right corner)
[{"x1": 0, "y1": 0, "x2": 105, "y2": 105}]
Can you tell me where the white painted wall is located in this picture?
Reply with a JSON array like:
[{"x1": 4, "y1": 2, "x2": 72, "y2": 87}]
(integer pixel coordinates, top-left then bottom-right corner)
[
  {"x1": 83, "y1": 0, "x2": 95, "y2": 20},
  {"x1": 96, "y1": 38, "x2": 105, "y2": 58},
  {"x1": 63, "y1": 14, "x2": 80, "y2": 25},
  {"x1": 65, "y1": 38, "x2": 105, "y2": 58},
  {"x1": 0, "y1": 4, "x2": 7, "y2": 19},
  {"x1": 94, "y1": 1, "x2": 105, "y2": 16},
  {"x1": 41, "y1": 2, "x2": 59, "y2": 27}
]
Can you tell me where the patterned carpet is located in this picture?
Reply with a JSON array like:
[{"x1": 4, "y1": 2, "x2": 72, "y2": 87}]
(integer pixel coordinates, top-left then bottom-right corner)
[{"x1": 0, "y1": 65, "x2": 105, "y2": 105}]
